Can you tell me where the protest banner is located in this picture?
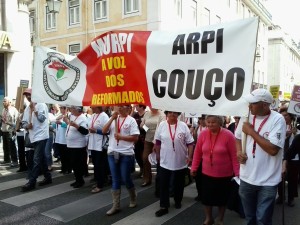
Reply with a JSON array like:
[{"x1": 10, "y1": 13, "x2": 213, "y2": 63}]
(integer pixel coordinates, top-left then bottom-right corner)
[
  {"x1": 288, "y1": 85, "x2": 300, "y2": 116},
  {"x1": 269, "y1": 85, "x2": 280, "y2": 110},
  {"x1": 32, "y1": 18, "x2": 258, "y2": 116}
]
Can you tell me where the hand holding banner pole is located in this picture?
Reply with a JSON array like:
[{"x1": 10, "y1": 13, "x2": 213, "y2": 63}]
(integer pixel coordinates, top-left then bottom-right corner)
[{"x1": 242, "y1": 113, "x2": 249, "y2": 154}]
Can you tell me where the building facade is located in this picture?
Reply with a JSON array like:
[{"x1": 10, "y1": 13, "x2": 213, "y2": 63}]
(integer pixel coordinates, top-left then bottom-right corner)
[
  {"x1": 30, "y1": 0, "x2": 272, "y2": 88},
  {"x1": 29, "y1": 0, "x2": 277, "y2": 93},
  {"x1": 268, "y1": 26, "x2": 300, "y2": 100},
  {"x1": 0, "y1": 0, "x2": 32, "y2": 107}
]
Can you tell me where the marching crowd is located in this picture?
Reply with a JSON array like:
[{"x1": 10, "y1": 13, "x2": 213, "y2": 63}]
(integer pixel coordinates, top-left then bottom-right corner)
[{"x1": 1, "y1": 87, "x2": 300, "y2": 225}]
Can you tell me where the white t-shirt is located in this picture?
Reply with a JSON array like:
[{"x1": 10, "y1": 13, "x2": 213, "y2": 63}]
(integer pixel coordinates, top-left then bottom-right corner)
[
  {"x1": 235, "y1": 110, "x2": 286, "y2": 186},
  {"x1": 88, "y1": 112, "x2": 109, "y2": 151},
  {"x1": 107, "y1": 115, "x2": 140, "y2": 155},
  {"x1": 55, "y1": 116, "x2": 67, "y2": 145},
  {"x1": 30, "y1": 103, "x2": 49, "y2": 143},
  {"x1": 66, "y1": 114, "x2": 88, "y2": 148},
  {"x1": 155, "y1": 120, "x2": 194, "y2": 170}
]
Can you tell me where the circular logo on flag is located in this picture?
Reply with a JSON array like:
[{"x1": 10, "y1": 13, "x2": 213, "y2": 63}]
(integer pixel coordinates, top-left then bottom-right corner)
[
  {"x1": 43, "y1": 52, "x2": 80, "y2": 101},
  {"x1": 294, "y1": 103, "x2": 300, "y2": 113}
]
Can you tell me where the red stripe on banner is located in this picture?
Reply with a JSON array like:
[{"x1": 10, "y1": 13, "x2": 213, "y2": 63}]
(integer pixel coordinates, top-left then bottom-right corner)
[{"x1": 78, "y1": 31, "x2": 151, "y2": 106}]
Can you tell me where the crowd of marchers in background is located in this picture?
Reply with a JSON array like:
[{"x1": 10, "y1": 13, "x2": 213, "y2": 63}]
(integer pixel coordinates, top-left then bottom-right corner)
[{"x1": 1, "y1": 88, "x2": 300, "y2": 225}]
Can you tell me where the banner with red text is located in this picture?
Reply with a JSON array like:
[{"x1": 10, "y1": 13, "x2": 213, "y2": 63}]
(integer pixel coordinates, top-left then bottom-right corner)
[{"x1": 32, "y1": 18, "x2": 258, "y2": 116}]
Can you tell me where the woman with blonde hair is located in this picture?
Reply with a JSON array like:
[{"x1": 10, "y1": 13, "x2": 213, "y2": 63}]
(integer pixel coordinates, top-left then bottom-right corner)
[{"x1": 140, "y1": 107, "x2": 165, "y2": 187}]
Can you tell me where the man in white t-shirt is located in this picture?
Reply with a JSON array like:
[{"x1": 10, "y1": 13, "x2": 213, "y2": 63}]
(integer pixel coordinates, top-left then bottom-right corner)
[
  {"x1": 20, "y1": 88, "x2": 51, "y2": 192},
  {"x1": 235, "y1": 89, "x2": 286, "y2": 225}
]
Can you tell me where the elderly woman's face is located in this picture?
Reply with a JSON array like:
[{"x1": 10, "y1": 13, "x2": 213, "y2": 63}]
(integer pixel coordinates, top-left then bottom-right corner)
[
  {"x1": 205, "y1": 116, "x2": 221, "y2": 132},
  {"x1": 167, "y1": 111, "x2": 180, "y2": 119}
]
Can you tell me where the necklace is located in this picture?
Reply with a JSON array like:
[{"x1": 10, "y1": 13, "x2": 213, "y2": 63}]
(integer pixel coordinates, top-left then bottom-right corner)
[{"x1": 91, "y1": 113, "x2": 100, "y2": 128}]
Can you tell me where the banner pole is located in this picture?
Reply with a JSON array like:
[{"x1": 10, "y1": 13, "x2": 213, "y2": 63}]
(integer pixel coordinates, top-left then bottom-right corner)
[
  {"x1": 242, "y1": 17, "x2": 258, "y2": 154},
  {"x1": 242, "y1": 111, "x2": 250, "y2": 154}
]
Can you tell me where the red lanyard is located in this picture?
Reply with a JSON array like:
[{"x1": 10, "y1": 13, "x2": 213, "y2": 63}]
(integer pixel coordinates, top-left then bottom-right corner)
[
  {"x1": 252, "y1": 113, "x2": 270, "y2": 158},
  {"x1": 117, "y1": 116, "x2": 127, "y2": 145},
  {"x1": 168, "y1": 122, "x2": 177, "y2": 151},
  {"x1": 209, "y1": 128, "x2": 221, "y2": 166},
  {"x1": 91, "y1": 113, "x2": 100, "y2": 128},
  {"x1": 66, "y1": 116, "x2": 79, "y2": 135}
]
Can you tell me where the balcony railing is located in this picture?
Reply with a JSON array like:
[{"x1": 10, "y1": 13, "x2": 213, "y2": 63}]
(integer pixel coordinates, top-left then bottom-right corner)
[{"x1": 251, "y1": 0, "x2": 272, "y2": 20}]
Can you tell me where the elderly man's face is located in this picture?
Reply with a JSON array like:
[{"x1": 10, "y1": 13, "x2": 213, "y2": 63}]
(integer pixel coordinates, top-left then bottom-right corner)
[{"x1": 2, "y1": 99, "x2": 10, "y2": 107}]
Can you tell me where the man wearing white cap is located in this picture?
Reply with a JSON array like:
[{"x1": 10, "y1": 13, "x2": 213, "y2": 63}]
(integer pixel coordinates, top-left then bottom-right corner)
[{"x1": 235, "y1": 89, "x2": 286, "y2": 225}]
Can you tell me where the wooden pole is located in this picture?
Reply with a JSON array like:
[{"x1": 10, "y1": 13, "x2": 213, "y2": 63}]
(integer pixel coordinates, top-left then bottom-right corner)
[{"x1": 242, "y1": 112, "x2": 250, "y2": 154}]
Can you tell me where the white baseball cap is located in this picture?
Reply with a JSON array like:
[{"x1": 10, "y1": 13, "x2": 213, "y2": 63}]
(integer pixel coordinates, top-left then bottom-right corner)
[{"x1": 244, "y1": 89, "x2": 273, "y2": 104}]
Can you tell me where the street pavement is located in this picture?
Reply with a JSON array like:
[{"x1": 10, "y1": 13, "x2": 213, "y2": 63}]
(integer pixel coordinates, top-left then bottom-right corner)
[{"x1": 0, "y1": 145, "x2": 300, "y2": 225}]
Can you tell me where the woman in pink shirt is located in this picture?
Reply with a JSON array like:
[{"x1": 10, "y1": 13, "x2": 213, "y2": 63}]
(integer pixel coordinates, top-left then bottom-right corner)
[{"x1": 191, "y1": 115, "x2": 239, "y2": 225}]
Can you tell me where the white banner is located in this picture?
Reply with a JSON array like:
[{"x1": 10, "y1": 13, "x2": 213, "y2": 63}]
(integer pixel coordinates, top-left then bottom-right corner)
[{"x1": 32, "y1": 18, "x2": 258, "y2": 117}]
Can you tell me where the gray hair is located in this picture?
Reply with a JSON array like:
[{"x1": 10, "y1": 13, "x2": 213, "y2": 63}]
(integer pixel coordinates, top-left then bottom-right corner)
[
  {"x1": 71, "y1": 106, "x2": 83, "y2": 112},
  {"x1": 205, "y1": 115, "x2": 224, "y2": 126},
  {"x1": 3, "y1": 96, "x2": 11, "y2": 103}
]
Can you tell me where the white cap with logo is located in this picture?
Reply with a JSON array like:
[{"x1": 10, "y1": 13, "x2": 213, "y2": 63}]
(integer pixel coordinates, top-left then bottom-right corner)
[{"x1": 244, "y1": 89, "x2": 274, "y2": 104}]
